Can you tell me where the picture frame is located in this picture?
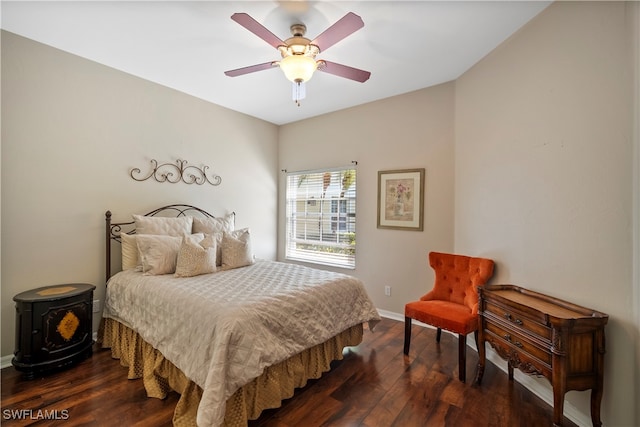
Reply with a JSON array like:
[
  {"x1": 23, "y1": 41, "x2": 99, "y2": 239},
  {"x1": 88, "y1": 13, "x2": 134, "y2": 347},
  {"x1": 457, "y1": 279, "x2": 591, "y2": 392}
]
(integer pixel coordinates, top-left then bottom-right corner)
[{"x1": 377, "y1": 168, "x2": 425, "y2": 231}]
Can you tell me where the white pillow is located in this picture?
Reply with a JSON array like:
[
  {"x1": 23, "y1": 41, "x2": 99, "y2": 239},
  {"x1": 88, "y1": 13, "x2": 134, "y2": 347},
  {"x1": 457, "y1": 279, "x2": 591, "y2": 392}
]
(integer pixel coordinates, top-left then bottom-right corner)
[
  {"x1": 133, "y1": 215, "x2": 193, "y2": 236},
  {"x1": 192, "y1": 213, "x2": 235, "y2": 234},
  {"x1": 175, "y1": 234, "x2": 217, "y2": 278},
  {"x1": 221, "y1": 228, "x2": 254, "y2": 270},
  {"x1": 136, "y1": 234, "x2": 183, "y2": 275},
  {"x1": 121, "y1": 233, "x2": 139, "y2": 270}
]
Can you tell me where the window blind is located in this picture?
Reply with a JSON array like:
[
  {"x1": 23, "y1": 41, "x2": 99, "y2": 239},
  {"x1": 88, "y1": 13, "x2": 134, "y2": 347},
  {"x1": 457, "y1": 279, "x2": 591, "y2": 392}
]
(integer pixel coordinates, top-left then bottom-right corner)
[{"x1": 285, "y1": 167, "x2": 356, "y2": 269}]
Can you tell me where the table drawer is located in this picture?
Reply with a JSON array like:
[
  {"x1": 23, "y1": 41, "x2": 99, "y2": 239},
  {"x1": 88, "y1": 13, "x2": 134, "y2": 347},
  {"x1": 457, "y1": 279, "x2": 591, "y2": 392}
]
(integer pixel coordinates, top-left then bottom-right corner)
[
  {"x1": 484, "y1": 300, "x2": 551, "y2": 341},
  {"x1": 485, "y1": 329, "x2": 551, "y2": 378},
  {"x1": 485, "y1": 320, "x2": 552, "y2": 366}
]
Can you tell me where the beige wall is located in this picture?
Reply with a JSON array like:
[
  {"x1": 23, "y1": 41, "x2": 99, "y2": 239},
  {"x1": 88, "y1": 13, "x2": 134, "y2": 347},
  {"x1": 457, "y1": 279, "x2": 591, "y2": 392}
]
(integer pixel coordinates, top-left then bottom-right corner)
[
  {"x1": 632, "y1": 2, "x2": 640, "y2": 424},
  {"x1": 278, "y1": 83, "x2": 456, "y2": 312},
  {"x1": 2, "y1": 1, "x2": 639, "y2": 426},
  {"x1": 455, "y1": 2, "x2": 636, "y2": 426},
  {"x1": 1, "y1": 31, "x2": 279, "y2": 355}
]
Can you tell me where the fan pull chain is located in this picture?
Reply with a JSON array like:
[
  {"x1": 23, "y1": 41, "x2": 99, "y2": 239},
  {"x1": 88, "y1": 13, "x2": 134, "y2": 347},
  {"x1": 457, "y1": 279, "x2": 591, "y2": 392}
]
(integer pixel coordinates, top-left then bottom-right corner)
[{"x1": 292, "y1": 81, "x2": 306, "y2": 106}]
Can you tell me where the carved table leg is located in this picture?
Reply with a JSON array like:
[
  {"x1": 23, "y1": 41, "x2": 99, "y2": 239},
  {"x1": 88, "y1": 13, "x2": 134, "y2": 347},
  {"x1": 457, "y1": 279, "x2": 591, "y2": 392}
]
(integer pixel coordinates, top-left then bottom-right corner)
[
  {"x1": 552, "y1": 383, "x2": 565, "y2": 427},
  {"x1": 474, "y1": 333, "x2": 486, "y2": 385},
  {"x1": 590, "y1": 387, "x2": 603, "y2": 427},
  {"x1": 591, "y1": 329, "x2": 605, "y2": 427}
]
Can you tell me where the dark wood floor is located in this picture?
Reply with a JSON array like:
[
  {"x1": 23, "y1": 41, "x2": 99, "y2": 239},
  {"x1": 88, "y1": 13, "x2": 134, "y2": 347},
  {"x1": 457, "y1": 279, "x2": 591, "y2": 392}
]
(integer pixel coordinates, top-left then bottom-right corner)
[{"x1": 1, "y1": 317, "x2": 577, "y2": 427}]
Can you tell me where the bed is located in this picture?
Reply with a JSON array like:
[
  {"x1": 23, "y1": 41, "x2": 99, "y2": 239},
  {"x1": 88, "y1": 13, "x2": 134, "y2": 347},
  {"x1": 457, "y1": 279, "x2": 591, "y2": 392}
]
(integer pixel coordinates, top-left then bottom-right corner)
[{"x1": 98, "y1": 204, "x2": 380, "y2": 427}]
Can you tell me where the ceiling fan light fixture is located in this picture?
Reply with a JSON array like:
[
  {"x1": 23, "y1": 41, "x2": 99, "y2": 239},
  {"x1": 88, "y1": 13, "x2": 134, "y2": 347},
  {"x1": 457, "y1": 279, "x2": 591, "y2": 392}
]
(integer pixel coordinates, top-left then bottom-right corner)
[
  {"x1": 225, "y1": 12, "x2": 370, "y2": 107},
  {"x1": 279, "y1": 54, "x2": 318, "y2": 83}
]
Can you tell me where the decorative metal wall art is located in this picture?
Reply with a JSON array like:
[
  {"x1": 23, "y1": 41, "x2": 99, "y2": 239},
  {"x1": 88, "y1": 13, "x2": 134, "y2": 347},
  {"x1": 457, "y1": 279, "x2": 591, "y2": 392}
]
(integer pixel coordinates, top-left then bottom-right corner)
[{"x1": 130, "y1": 159, "x2": 222, "y2": 186}]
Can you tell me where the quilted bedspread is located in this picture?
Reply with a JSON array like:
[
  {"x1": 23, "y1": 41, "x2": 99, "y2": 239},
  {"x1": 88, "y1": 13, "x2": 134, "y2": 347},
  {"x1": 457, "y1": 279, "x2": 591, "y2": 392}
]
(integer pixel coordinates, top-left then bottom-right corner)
[{"x1": 103, "y1": 259, "x2": 380, "y2": 426}]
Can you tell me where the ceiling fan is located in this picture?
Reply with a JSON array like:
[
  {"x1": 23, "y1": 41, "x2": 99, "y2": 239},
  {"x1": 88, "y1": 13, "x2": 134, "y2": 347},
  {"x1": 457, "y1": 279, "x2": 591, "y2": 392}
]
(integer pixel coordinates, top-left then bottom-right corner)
[{"x1": 224, "y1": 12, "x2": 371, "y2": 106}]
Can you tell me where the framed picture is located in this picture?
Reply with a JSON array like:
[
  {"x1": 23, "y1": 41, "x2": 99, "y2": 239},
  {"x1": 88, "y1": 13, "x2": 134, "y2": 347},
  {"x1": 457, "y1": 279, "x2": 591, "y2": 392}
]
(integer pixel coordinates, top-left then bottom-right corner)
[{"x1": 377, "y1": 168, "x2": 425, "y2": 231}]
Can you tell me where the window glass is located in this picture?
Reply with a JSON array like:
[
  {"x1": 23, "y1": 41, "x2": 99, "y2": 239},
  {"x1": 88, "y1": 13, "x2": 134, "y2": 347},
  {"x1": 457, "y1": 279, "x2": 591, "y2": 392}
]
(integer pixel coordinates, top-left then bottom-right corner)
[{"x1": 285, "y1": 168, "x2": 356, "y2": 268}]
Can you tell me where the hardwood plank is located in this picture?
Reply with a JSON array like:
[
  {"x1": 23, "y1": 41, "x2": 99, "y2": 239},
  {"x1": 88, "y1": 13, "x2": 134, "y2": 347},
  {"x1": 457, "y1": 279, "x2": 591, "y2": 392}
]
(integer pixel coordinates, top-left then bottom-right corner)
[{"x1": 2, "y1": 318, "x2": 579, "y2": 427}]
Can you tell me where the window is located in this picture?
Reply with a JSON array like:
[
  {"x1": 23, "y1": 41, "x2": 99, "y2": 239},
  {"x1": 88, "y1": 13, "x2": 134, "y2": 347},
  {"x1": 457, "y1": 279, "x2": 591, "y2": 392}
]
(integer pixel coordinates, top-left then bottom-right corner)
[{"x1": 285, "y1": 167, "x2": 356, "y2": 268}]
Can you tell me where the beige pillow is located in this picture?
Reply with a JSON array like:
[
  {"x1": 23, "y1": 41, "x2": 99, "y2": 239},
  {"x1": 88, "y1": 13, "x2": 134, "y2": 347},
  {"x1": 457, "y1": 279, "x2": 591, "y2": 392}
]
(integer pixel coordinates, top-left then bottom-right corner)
[
  {"x1": 133, "y1": 215, "x2": 193, "y2": 236},
  {"x1": 190, "y1": 212, "x2": 232, "y2": 266},
  {"x1": 192, "y1": 213, "x2": 235, "y2": 234},
  {"x1": 175, "y1": 234, "x2": 217, "y2": 278},
  {"x1": 211, "y1": 226, "x2": 247, "y2": 266},
  {"x1": 121, "y1": 233, "x2": 139, "y2": 270},
  {"x1": 136, "y1": 234, "x2": 183, "y2": 275},
  {"x1": 221, "y1": 228, "x2": 254, "y2": 270}
]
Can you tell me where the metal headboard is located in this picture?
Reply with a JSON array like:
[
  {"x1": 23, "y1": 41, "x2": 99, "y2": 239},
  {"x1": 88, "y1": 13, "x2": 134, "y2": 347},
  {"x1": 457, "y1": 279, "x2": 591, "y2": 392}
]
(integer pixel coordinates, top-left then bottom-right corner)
[{"x1": 105, "y1": 204, "x2": 218, "y2": 283}]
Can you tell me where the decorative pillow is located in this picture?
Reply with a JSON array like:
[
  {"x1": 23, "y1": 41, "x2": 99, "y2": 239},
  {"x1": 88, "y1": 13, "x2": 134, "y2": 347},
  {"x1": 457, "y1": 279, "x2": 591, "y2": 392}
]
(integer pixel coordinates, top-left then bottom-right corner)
[
  {"x1": 133, "y1": 215, "x2": 193, "y2": 236},
  {"x1": 136, "y1": 234, "x2": 183, "y2": 275},
  {"x1": 193, "y1": 215, "x2": 238, "y2": 266},
  {"x1": 175, "y1": 234, "x2": 217, "y2": 278},
  {"x1": 192, "y1": 213, "x2": 235, "y2": 235},
  {"x1": 120, "y1": 233, "x2": 140, "y2": 270},
  {"x1": 221, "y1": 228, "x2": 254, "y2": 270}
]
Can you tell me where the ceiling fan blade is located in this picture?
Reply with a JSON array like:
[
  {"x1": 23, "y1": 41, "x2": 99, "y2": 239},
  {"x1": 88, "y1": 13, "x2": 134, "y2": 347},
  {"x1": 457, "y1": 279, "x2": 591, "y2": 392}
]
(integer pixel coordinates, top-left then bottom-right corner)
[
  {"x1": 311, "y1": 12, "x2": 364, "y2": 52},
  {"x1": 231, "y1": 13, "x2": 285, "y2": 49},
  {"x1": 224, "y1": 61, "x2": 277, "y2": 77},
  {"x1": 318, "y1": 60, "x2": 370, "y2": 83}
]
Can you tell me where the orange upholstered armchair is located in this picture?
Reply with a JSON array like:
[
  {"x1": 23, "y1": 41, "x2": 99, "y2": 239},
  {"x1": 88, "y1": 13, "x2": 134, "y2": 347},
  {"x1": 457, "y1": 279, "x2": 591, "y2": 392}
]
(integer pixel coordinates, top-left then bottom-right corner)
[{"x1": 404, "y1": 252, "x2": 494, "y2": 382}]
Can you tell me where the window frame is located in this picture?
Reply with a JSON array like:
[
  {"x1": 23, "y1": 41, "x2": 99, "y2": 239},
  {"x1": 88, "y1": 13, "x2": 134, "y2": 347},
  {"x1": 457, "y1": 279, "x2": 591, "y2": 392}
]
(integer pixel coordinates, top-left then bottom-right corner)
[{"x1": 284, "y1": 166, "x2": 356, "y2": 269}]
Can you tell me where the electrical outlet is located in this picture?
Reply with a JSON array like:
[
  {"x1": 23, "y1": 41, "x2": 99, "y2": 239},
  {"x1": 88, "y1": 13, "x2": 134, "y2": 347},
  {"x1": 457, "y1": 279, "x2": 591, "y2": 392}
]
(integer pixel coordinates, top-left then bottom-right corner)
[
  {"x1": 93, "y1": 299, "x2": 101, "y2": 313},
  {"x1": 384, "y1": 286, "x2": 391, "y2": 297}
]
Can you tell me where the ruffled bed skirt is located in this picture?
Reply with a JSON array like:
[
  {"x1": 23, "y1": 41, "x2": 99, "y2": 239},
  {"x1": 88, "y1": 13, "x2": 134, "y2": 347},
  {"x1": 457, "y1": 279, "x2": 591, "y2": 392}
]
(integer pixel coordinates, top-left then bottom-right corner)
[{"x1": 98, "y1": 318, "x2": 364, "y2": 426}]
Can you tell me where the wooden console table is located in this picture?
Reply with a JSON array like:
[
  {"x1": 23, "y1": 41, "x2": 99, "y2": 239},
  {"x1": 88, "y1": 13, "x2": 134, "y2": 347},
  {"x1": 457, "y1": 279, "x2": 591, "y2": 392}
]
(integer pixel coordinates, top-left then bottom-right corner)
[{"x1": 474, "y1": 284, "x2": 608, "y2": 427}]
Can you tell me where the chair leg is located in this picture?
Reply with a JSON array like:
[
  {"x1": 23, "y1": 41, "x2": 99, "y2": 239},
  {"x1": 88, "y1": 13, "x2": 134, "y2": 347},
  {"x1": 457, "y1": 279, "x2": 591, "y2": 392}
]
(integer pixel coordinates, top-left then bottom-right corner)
[
  {"x1": 473, "y1": 330, "x2": 479, "y2": 350},
  {"x1": 404, "y1": 317, "x2": 412, "y2": 355},
  {"x1": 436, "y1": 327, "x2": 442, "y2": 342},
  {"x1": 458, "y1": 333, "x2": 467, "y2": 382}
]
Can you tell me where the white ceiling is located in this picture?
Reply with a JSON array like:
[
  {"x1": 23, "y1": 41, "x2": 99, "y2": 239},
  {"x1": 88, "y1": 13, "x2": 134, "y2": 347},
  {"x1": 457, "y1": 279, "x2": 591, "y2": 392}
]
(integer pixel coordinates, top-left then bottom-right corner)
[{"x1": 1, "y1": 1, "x2": 550, "y2": 125}]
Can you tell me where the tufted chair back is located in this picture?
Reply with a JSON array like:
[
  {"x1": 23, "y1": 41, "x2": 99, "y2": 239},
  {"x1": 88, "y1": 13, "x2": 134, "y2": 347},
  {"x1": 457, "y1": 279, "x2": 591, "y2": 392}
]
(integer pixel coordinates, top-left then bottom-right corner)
[{"x1": 422, "y1": 252, "x2": 495, "y2": 315}]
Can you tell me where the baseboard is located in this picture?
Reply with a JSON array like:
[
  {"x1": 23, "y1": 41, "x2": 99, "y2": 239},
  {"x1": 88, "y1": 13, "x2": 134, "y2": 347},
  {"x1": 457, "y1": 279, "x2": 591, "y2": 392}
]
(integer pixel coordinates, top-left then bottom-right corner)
[
  {"x1": 1, "y1": 312, "x2": 591, "y2": 426},
  {"x1": 377, "y1": 308, "x2": 405, "y2": 323},
  {"x1": 378, "y1": 309, "x2": 591, "y2": 427},
  {"x1": 1, "y1": 354, "x2": 13, "y2": 369}
]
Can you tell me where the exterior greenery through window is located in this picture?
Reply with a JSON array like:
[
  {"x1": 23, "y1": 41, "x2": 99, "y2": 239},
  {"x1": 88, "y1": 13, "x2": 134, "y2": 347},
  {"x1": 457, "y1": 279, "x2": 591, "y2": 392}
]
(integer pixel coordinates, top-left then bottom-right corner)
[{"x1": 285, "y1": 167, "x2": 356, "y2": 268}]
